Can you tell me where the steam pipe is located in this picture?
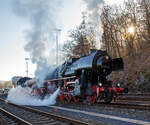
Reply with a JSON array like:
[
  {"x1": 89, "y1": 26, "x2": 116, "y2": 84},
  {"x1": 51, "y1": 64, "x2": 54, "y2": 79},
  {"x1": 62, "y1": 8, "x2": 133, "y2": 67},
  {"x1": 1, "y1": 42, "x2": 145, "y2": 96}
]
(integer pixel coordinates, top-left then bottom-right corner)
[
  {"x1": 54, "y1": 29, "x2": 61, "y2": 66},
  {"x1": 25, "y1": 58, "x2": 29, "y2": 77}
]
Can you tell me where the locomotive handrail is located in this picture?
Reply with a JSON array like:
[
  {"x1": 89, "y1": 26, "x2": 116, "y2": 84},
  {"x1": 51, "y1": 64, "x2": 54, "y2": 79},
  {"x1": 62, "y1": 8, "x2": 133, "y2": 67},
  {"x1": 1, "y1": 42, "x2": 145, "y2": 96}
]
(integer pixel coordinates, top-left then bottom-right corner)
[
  {"x1": 66, "y1": 81, "x2": 76, "y2": 84},
  {"x1": 45, "y1": 76, "x2": 79, "y2": 82}
]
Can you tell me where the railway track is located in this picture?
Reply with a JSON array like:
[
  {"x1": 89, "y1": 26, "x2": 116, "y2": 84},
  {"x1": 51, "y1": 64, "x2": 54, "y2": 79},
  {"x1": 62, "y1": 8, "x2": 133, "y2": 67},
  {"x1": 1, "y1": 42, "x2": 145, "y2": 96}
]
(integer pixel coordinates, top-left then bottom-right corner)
[
  {"x1": 55, "y1": 99, "x2": 150, "y2": 111},
  {"x1": 0, "y1": 98, "x2": 88, "y2": 125},
  {"x1": 97, "y1": 102, "x2": 150, "y2": 111},
  {"x1": 0, "y1": 107, "x2": 31, "y2": 125},
  {"x1": 117, "y1": 97, "x2": 150, "y2": 101},
  {"x1": 32, "y1": 103, "x2": 150, "y2": 125},
  {"x1": 121, "y1": 93, "x2": 150, "y2": 96},
  {"x1": 0, "y1": 93, "x2": 150, "y2": 111},
  {"x1": 0, "y1": 95, "x2": 150, "y2": 125},
  {"x1": 117, "y1": 94, "x2": 150, "y2": 101}
]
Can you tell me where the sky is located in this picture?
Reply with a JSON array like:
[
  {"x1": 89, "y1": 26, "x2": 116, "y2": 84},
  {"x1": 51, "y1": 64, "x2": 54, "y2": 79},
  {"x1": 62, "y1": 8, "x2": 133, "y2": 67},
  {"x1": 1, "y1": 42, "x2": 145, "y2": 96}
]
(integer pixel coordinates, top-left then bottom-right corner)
[
  {"x1": 0, "y1": 1, "x2": 30, "y2": 80},
  {"x1": 0, "y1": 0, "x2": 124, "y2": 81},
  {"x1": 0, "y1": 0, "x2": 84, "y2": 81}
]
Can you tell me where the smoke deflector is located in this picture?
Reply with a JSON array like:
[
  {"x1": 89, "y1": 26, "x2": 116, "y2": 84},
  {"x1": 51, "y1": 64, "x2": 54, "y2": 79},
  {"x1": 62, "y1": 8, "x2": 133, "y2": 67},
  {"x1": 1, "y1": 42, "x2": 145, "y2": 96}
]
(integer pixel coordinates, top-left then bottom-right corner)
[{"x1": 112, "y1": 58, "x2": 124, "y2": 71}]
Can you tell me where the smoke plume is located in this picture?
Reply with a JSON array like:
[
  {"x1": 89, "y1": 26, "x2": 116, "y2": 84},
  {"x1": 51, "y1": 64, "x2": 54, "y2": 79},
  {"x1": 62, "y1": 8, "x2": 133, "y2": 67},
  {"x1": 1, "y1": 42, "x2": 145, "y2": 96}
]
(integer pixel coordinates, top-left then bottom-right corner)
[
  {"x1": 12, "y1": 0, "x2": 62, "y2": 86},
  {"x1": 7, "y1": 86, "x2": 60, "y2": 106},
  {"x1": 83, "y1": 0, "x2": 104, "y2": 48}
]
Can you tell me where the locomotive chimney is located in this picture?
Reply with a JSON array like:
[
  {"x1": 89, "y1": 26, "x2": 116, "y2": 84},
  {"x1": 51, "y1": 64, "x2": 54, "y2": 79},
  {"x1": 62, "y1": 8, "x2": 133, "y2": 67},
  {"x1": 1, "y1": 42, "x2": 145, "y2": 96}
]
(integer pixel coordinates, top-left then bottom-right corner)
[{"x1": 90, "y1": 49, "x2": 97, "y2": 53}]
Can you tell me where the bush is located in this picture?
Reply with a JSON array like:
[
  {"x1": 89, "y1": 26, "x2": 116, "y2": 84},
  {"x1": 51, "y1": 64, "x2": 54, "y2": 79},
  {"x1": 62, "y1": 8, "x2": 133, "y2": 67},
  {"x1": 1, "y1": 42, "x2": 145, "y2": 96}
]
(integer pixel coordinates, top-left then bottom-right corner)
[{"x1": 138, "y1": 81, "x2": 150, "y2": 92}]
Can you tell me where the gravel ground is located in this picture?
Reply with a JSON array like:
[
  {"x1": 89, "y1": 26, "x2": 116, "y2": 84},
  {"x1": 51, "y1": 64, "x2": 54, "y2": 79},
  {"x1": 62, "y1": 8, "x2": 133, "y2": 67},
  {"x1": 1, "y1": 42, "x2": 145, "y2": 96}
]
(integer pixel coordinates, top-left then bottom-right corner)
[
  {"x1": 57, "y1": 102, "x2": 150, "y2": 121},
  {"x1": 0, "y1": 118, "x2": 8, "y2": 125}
]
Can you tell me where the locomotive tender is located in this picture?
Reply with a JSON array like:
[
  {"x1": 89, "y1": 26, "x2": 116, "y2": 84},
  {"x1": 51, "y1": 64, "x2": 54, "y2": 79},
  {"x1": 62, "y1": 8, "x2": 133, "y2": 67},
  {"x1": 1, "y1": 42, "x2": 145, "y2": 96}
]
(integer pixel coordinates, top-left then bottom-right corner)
[{"x1": 45, "y1": 49, "x2": 128, "y2": 104}]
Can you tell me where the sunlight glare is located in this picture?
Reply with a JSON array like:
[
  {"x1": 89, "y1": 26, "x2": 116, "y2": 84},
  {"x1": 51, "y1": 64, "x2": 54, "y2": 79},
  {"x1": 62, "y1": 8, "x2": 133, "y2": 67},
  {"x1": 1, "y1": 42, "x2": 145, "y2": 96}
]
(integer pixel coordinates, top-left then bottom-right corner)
[{"x1": 128, "y1": 26, "x2": 135, "y2": 34}]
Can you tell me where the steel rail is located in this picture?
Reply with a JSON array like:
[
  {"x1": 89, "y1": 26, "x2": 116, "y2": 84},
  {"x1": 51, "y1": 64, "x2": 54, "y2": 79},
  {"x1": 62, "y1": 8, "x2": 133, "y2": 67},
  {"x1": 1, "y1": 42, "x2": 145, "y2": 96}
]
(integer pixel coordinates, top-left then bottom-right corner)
[{"x1": 0, "y1": 107, "x2": 32, "y2": 125}]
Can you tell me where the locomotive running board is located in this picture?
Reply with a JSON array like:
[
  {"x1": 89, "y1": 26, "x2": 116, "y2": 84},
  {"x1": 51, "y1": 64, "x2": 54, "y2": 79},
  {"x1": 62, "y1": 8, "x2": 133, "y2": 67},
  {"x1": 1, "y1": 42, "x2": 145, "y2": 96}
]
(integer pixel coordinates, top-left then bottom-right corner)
[{"x1": 45, "y1": 76, "x2": 79, "y2": 82}]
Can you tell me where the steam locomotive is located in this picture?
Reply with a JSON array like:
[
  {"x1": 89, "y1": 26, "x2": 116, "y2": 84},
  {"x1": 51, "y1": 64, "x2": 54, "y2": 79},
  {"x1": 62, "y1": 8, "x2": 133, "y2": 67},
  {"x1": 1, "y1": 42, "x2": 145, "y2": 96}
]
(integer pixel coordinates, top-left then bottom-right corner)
[
  {"x1": 12, "y1": 50, "x2": 128, "y2": 104},
  {"x1": 44, "y1": 49, "x2": 128, "y2": 104},
  {"x1": 12, "y1": 76, "x2": 36, "y2": 87}
]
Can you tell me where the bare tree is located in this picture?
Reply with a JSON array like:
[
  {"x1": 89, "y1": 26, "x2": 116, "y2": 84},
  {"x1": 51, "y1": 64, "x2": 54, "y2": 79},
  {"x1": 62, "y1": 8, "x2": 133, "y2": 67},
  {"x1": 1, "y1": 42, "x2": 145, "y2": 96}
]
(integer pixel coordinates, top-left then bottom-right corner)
[
  {"x1": 137, "y1": 0, "x2": 150, "y2": 43},
  {"x1": 63, "y1": 17, "x2": 96, "y2": 58},
  {"x1": 101, "y1": 0, "x2": 150, "y2": 58}
]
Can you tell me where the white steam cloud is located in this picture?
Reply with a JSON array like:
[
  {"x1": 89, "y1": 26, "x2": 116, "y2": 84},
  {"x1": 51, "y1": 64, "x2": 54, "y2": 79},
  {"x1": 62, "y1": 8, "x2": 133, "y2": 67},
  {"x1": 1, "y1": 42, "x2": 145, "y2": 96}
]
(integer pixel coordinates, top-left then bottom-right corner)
[
  {"x1": 83, "y1": 0, "x2": 104, "y2": 48},
  {"x1": 9, "y1": 0, "x2": 105, "y2": 106},
  {"x1": 7, "y1": 86, "x2": 60, "y2": 106},
  {"x1": 12, "y1": 0, "x2": 62, "y2": 86},
  {"x1": 9, "y1": 0, "x2": 62, "y2": 106}
]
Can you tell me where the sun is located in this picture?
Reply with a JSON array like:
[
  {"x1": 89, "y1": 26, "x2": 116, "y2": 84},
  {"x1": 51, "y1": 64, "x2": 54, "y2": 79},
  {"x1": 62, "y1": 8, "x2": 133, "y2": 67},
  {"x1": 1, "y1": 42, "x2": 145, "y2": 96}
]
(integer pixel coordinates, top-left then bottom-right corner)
[{"x1": 128, "y1": 26, "x2": 135, "y2": 34}]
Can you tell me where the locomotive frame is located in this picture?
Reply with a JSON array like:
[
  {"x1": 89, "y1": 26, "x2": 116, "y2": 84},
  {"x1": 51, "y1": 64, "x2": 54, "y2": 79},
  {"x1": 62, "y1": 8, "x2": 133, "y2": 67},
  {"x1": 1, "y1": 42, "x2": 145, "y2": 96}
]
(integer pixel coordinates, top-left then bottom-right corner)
[{"x1": 43, "y1": 76, "x2": 128, "y2": 104}]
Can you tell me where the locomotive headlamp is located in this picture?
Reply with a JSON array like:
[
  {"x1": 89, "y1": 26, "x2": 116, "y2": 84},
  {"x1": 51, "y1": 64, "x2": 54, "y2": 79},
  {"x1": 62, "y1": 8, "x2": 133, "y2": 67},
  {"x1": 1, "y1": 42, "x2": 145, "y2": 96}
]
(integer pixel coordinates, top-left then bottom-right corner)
[
  {"x1": 106, "y1": 56, "x2": 109, "y2": 59},
  {"x1": 98, "y1": 83, "x2": 102, "y2": 87},
  {"x1": 102, "y1": 57, "x2": 107, "y2": 63},
  {"x1": 116, "y1": 83, "x2": 120, "y2": 87},
  {"x1": 102, "y1": 56, "x2": 109, "y2": 63}
]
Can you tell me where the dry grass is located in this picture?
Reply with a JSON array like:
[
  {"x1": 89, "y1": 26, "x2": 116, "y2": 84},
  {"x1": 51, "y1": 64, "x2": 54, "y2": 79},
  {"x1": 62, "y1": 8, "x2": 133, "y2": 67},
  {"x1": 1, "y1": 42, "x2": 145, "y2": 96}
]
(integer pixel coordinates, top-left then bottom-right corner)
[
  {"x1": 0, "y1": 81, "x2": 12, "y2": 89},
  {"x1": 108, "y1": 43, "x2": 150, "y2": 92}
]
